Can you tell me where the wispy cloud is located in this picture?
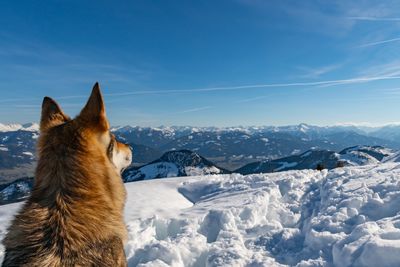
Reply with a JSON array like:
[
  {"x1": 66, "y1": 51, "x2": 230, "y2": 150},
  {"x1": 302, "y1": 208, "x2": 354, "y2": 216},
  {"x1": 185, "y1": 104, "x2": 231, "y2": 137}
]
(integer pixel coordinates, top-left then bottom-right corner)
[
  {"x1": 297, "y1": 64, "x2": 342, "y2": 79},
  {"x1": 14, "y1": 103, "x2": 83, "y2": 109},
  {"x1": 358, "y1": 60, "x2": 400, "y2": 78},
  {"x1": 0, "y1": 98, "x2": 37, "y2": 104},
  {"x1": 382, "y1": 87, "x2": 400, "y2": 92},
  {"x1": 3, "y1": 75, "x2": 400, "y2": 105},
  {"x1": 173, "y1": 106, "x2": 212, "y2": 114},
  {"x1": 357, "y1": 37, "x2": 400, "y2": 48},
  {"x1": 109, "y1": 75, "x2": 400, "y2": 95},
  {"x1": 334, "y1": 121, "x2": 400, "y2": 127},
  {"x1": 0, "y1": 36, "x2": 157, "y2": 95},
  {"x1": 235, "y1": 95, "x2": 269, "y2": 103},
  {"x1": 348, "y1": 16, "x2": 400, "y2": 22}
]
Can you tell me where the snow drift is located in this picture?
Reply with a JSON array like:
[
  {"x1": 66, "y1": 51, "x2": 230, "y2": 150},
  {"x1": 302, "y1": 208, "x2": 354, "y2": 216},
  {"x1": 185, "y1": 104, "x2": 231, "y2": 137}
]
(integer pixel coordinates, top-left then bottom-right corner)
[{"x1": 2, "y1": 163, "x2": 400, "y2": 266}]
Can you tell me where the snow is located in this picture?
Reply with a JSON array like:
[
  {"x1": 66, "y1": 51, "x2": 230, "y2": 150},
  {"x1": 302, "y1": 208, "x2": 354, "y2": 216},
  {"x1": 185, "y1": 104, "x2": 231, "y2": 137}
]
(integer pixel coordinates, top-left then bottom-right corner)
[
  {"x1": 184, "y1": 166, "x2": 221, "y2": 176},
  {"x1": 275, "y1": 161, "x2": 298, "y2": 171},
  {"x1": 301, "y1": 151, "x2": 312, "y2": 157},
  {"x1": 22, "y1": 123, "x2": 39, "y2": 132},
  {"x1": 383, "y1": 151, "x2": 400, "y2": 163},
  {"x1": 0, "y1": 123, "x2": 39, "y2": 132},
  {"x1": 0, "y1": 202, "x2": 23, "y2": 261},
  {"x1": 340, "y1": 151, "x2": 379, "y2": 166},
  {"x1": 2, "y1": 164, "x2": 400, "y2": 266},
  {"x1": 131, "y1": 163, "x2": 180, "y2": 180},
  {"x1": 292, "y1": 149, "x2": 301, "y2": 155},
  {"x1": 0, "y1": 123, "x2": 23, "y2": 132},
  {"x1": 31, "y1": 133, "x2": 39, "y2": 139},
  {"x1": 125, "y1": 177, "x2": 193, "y2": 220},
  {"x1": 0, "y1": 182, "x2": 31, "y2": 202}
]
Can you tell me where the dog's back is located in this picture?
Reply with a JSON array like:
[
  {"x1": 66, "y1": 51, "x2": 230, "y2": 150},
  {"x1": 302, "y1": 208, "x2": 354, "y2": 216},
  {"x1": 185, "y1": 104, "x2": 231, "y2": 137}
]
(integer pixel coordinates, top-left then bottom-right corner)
[
  {"x1": 2, "y1": 84, "x2": 132, "y2": 267},
  {"x1": 2, "y1": 203, "x2": 126, "y2": 267}
]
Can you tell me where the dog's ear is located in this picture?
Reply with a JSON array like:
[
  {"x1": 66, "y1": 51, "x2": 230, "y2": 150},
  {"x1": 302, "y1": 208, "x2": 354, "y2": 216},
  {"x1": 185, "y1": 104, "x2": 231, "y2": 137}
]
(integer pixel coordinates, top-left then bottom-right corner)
[
  {"x1": 40, "y1": 97, "x2": 70, "y2": 131},
  {"x1": 77, "y1": 82, "x2": 109, "y2": 131}
]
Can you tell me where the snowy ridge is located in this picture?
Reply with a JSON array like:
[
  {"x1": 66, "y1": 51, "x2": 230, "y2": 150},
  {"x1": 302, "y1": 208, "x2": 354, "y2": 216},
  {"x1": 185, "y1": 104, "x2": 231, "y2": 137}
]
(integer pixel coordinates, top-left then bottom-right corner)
[
  {"x1": 0, "y1": 123, "x2": 39, "y2": 132},
  {"x1": 123, "y1": 150, "x2": 228, "y2": 182},
  {"x1": 4, "y1": 122, "x2": 400, "y2": 136},
  {"x1": 0, "y1": 124, "x2": 23, "y2": 132},
  {"x1": 382, "y1": 150, "x2": 400, "y2": 163},
  {"x1": 2, "y1": 122, "x2": 400, "y2": 173},
  {"x1": 0, "y1": 178, "x2": 33, "y2": 205},
  {"x1": 237, "y1": 145, "x2": 394, "y2": 175},
  {"x1": 2, "y1": 164, "x2": 400, "y2": 266}
]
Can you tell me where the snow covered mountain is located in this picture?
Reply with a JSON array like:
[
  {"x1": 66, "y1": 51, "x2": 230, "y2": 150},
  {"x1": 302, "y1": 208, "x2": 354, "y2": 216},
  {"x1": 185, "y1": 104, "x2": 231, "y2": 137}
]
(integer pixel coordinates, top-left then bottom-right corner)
[
  {"x1": 2, "y1": 122, "x2": 400, "y2": 184},
  {"x1": 2, "y1": 163, "x2": 400, "y2": 266},
  {"x1": 0, "y1": 177, "x2": 33, "y2": 205},
  {"x1": 0, "y1": 129, "x2": 37, "y2": 184},
  {"x1": 0, "y1": 123, "x2": 39, "y2": 132},
  {"x1": 369, "y1": 124, "x2": 400, "y2": 142},
  {"x1": 0, "y1": 145, "x2": 396, "y2": 205},
  {"x1": 0, "y1": 130, "x2": 37, "y2": 169},
  {"x1": 338, "y1": 145, "x2": 393, "y2": 165},
  {"x1": 115, "y1": 124, "x2": 400, "y2": 170},
  {"x1": 236, "y1": 145, "x2": 393, "y2": 174},
  {"x1": 123, "y1": 150, "x2": 229, "y2": 182}
]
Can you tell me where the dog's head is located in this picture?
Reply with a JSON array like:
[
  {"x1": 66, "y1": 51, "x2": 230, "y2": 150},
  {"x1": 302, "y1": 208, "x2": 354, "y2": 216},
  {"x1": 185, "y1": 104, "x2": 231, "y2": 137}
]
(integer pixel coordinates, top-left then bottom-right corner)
[{"x1": 39, "y1": 83, "x2": 132, "y2": 174}]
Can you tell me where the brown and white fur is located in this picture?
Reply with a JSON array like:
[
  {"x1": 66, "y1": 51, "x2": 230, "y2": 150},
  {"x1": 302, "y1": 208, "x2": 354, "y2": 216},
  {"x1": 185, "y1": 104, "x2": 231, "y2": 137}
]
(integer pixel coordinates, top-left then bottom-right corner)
[{"x1": 2, "y1": 83, "x2": 132, "y2": 267}]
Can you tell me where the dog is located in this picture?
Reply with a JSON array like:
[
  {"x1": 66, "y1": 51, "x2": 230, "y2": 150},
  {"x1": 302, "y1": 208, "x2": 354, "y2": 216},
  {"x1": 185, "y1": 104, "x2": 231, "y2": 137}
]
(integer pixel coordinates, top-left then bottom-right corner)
[{"x1": 2, "y1": 83, "x2": 132, "y2": 266}]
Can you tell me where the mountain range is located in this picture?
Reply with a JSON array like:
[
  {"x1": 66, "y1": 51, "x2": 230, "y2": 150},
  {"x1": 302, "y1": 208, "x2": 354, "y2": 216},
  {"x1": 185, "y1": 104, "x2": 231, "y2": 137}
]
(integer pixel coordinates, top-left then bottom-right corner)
[
  {"x1": 3, "y1": 122, "x2": 400, "y2": 185},
  {"x1": 236, "y1": 145, "x2": 393, "y2": 174},
  {"x1": 2, "y1": 144, "x2": 398, "y2": 205}
]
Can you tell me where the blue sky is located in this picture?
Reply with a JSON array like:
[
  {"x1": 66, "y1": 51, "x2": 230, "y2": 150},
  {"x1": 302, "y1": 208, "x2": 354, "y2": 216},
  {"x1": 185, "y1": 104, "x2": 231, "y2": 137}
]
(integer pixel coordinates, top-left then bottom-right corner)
[{"x1": 2, "y1": 1, "x2": 400, "y2": 126}]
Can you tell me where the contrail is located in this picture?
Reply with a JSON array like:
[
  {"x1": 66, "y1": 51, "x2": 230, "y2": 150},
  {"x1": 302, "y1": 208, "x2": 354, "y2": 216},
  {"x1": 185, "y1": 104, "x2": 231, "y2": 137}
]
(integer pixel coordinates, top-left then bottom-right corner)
[
  {"x1": 173, "y1": 106, "x2": 212, "y2": 114},
  {"x1": 358, "y1": 37, "x2": 400, "y2": 48},
  {"x1": 235, "y1": 95, "x2": 269, "y2": 103},
  {"x1": 348, "y1": 16, "x2": 400, "y2": 21},
  {"x1": 104, "y1": 75, "x2": 400, "y2": 96},
  {"x1": 2, "y1": 75, "x2": 400, "y2": 103}
]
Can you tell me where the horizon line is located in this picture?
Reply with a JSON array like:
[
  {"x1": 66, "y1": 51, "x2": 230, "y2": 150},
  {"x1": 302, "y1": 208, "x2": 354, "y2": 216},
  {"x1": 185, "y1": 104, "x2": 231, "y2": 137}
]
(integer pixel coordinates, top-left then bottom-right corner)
[{"x1": 3, "y1": 121, "x2": 400, "y2": 129}]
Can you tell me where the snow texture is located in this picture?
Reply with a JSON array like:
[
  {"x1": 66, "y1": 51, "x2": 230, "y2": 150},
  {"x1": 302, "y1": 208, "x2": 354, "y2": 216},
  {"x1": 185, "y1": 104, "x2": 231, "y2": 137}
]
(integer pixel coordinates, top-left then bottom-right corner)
[
  {"x1": 0, "y1": 123, "x2": 39, "y2": 132},
  {"x1": 2, "y1": 164, "x2": 400, "y2": 266}
]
